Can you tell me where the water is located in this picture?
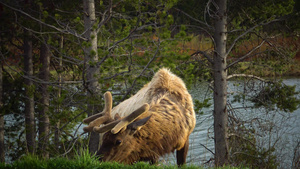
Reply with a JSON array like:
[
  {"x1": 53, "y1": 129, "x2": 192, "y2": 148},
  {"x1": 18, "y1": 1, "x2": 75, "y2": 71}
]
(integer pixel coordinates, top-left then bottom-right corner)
[
  {"x1": 4, "y1": 78, "x2": 299, "y2": 167},
  {"x1": 161, "y1": 78, "x2": 300, "y2": 168}
]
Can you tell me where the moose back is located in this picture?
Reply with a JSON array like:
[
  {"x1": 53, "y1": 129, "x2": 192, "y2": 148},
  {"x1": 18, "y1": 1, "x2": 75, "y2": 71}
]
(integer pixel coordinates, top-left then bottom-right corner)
[{"x1": 83, "y1": 68, "x2": 196, "y2": 166}]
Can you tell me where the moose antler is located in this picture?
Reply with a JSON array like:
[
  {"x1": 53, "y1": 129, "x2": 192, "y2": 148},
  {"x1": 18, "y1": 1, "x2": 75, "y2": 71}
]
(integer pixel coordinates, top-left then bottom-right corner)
[
  {"x1": 83, "y1": 91, "x2": 113, "y2": 132},
  {"x1": 94, "y1": 103, "x2": 150, "y2": 134}
]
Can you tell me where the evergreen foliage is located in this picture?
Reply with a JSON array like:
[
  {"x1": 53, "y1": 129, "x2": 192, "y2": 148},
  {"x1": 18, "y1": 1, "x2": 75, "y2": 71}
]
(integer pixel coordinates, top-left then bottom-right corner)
[
  {"x1": 252, "y1": 82, "x2": 300, "y2": 112},
  {"x1": 0, "y1": 0, "x2": 299, "y2": 167}
]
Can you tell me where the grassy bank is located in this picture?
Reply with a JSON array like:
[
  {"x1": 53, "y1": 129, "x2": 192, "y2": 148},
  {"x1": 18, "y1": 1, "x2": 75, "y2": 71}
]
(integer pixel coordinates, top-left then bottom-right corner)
[
  {"x1": 181, "y1": 35, "x2": 300, "y2": 77},
  {"x1": 0, "y1": 155, "x2": 245, "y2": 169},
  {"x1": 234, "y1": 60, "x2": 300, "y2": 77}
]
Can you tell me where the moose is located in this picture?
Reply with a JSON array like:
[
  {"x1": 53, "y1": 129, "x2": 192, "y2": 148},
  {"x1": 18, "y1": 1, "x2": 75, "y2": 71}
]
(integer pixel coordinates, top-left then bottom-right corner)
[{"x1": 83, "y1": 68, "x2": 196, "y2": 166}]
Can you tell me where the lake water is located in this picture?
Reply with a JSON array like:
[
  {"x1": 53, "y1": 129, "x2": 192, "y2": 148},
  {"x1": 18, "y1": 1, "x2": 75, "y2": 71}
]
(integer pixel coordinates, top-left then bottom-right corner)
[
  {"x1": 4, "y1": 78, "x2": 299, "y2": 168},
  {"x1": 161, "y1": 78, "x2": 300, "y2": 168}
]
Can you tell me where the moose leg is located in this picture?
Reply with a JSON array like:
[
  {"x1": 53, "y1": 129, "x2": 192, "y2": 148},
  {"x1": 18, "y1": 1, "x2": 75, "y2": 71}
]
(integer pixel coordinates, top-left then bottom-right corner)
[
  {"x1": 176, "y1": 138, "x2": 189, "y2": 166},
  {"x1": 149, "y1": 158, "x2": 158, "y2": 165},
  {"x1": 140, "y1": 157, "x2": 158, "y2": 165}
]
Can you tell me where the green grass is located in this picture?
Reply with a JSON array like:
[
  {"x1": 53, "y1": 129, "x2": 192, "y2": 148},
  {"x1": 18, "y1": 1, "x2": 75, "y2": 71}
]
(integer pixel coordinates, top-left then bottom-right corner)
[
  {"x1": 0, "y1": 154, "x2": 246, "y2": 169},
  {"x1": 0, "y1": 155, "x2": 191, "y2": 169}
]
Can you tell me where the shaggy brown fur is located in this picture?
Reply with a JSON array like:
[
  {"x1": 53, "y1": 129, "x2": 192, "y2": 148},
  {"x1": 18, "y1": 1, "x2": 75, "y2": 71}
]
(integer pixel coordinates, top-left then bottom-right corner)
[{"x1": 94, "y1": 68, "x2": 196, "y2": 165}]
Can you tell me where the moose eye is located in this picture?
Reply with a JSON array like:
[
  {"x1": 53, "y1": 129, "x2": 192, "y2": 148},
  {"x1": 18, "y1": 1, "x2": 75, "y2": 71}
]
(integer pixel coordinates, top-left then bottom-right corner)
[{"x1": 115, "y1": 139, "x2": 122, "y2": 145}]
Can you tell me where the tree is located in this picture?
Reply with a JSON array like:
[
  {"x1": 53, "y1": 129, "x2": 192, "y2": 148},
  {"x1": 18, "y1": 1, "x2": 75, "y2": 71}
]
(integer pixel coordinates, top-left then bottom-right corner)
[
  {"x1": 37, "y1": 40, "x2": 50, "y2": 158},
  {"x1": 0, "y1": 59, "x2": 4, "y2": 162},
  {"x1": 83, "y1": 0, "x2": 101, "y2": 154},
  {"x1": 54, "y1": 35, "x2": 64, "y2": 150},
  {"x1": 212, "y1": 0, "x2": 229, "y2": 165},
  {"x1": 0, "y1": 0, "x2": 298, "y2": 165},
  {"x1": 23, "y1": 29, "x2": 36, "y2": 154},
  {"x1": 78, "y1": 0, "x2": 182, "y2": 154},
  {"x1": 0, "y1": 1, "x2": 28, "y2": 159},
  {"x1": 173, "y1": 0, "x2": 298, "y2": 166}
]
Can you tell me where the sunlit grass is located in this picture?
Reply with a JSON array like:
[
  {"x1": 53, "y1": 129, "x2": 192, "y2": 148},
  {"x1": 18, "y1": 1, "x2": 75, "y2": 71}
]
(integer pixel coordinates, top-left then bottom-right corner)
[{"x1": 177, "y1": 35, "x2": 213, "y2": 55}]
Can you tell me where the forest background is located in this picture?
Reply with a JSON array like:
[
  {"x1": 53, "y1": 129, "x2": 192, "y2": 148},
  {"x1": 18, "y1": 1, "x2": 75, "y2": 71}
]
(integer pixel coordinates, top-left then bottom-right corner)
[{"x1": 0, "y1": 0, "x2": 299, "y2": 168}]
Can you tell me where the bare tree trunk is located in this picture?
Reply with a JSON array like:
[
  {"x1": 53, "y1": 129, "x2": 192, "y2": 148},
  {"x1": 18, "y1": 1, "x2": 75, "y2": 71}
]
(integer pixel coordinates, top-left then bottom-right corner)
[
  {"x1": 54, "y1": 36, "x2": 63, "y2": 149},
  {"x1": 213, "y1": 0, "x2": 229, "y2": 166},
  {"x1": 24, "y1": 30, "x2": 36, "y2": 154},
  {"x1": 0, "y1": 63, "x2": 4, "y2": 163},
  {"x1": 38, "y1": 41, "x2": 50, "y2": 158},
  {"x1": 83, "y1": 0, "x2": 100, "y2": 154}
]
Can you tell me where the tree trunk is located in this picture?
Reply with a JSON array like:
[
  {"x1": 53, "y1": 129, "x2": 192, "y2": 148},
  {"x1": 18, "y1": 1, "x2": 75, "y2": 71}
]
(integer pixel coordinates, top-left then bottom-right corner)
[
  {"x1": 83, "y1": 0, "x2": 100, "y2": 154},
  {"x1": 0, "y1": 63, "x2": 4, "y2": 163},
  {"x1": 24, "y1": 30, "x2": 36, "y2": 154},
  {"x1": 213, "y1": 0, "x2": 229, "y2": 166},
  {"x1": 54, "y1": 36, "x2": 63, "y2": 149},
  {"x1": 38, "y1": 41, "x2": 50, "y2": 158}
]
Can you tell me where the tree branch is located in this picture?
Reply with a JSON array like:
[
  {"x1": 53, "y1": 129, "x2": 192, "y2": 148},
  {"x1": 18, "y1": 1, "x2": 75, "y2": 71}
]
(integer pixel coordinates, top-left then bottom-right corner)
[
  {"x1": 173, "y1": 8, "x2": 213, "y2": 30},
  {"x1": 191, "y1": 50, "x2": 214, "y2": 64},
  {"x1": 225, "y1": 17, "x2": 282, "y2": 58},
  {"x1": 227, "y1": 74, "x2": 269, "y2": 82},
  {"x1": 121, "y1": 40, "x2": 161, "y2": 101},
  {"x1": 0, "y1": 2, "x2": 87, "y2": 41},
  {"x1": 96, "y1": 0, "x2": 113, "y2": 34},
  {"x1": 225, "y1": 39, "x2": 266, "y2": 69},
  {"x1": 200, "y1": 143, "x2": 215, "y2": 155}
]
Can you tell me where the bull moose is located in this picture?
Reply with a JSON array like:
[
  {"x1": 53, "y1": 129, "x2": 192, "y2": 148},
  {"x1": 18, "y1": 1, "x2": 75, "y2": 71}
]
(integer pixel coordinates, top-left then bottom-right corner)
[{"x1": 83, "y1": 68, "x2": 196, "y2": 166}]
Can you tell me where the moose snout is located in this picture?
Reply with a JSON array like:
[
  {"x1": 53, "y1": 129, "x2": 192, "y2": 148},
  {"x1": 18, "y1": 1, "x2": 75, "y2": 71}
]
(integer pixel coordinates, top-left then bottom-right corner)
[{"x1": 96, "y1": 151, "x2": 104, "y2": 161}]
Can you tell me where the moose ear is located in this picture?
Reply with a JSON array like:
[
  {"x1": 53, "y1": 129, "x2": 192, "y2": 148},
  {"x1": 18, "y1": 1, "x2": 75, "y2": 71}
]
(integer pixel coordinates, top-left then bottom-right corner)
[{"x1": 127, "y1": 115, "x2": 151, "y2": 131}]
